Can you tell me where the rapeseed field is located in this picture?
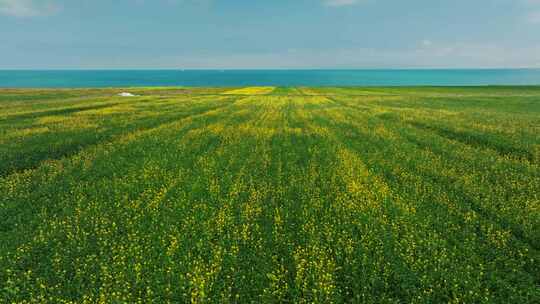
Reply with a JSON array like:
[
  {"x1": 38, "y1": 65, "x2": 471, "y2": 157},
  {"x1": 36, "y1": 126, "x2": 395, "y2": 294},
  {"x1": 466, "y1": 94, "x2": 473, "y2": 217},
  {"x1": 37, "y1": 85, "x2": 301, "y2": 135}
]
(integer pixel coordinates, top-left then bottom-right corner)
[{"x1": 0, "y1": 86, "x2": 539, "y2": 303}]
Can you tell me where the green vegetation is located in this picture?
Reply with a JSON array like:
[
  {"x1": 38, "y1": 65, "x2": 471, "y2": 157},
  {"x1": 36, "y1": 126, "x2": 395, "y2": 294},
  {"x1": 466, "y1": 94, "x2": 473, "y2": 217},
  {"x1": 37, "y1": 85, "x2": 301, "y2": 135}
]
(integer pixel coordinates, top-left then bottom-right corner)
[{"x1": 1, "y1": 86, "x2": 539, "y2": 303}]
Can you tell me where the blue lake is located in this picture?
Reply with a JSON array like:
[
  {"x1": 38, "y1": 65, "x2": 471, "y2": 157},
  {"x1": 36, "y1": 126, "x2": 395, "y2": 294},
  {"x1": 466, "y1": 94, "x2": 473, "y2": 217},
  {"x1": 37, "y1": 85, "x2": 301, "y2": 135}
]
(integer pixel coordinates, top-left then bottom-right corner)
[{"x1": 1, "y1": 69, "x2": 540, "y2": 88}]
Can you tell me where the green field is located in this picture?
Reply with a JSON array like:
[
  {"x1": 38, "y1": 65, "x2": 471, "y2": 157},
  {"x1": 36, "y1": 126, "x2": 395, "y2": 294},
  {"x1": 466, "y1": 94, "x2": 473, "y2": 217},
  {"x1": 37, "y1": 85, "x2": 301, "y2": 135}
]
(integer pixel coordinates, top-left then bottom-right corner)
[{"x1": 1, "y1": 86, "x2": 539, "y2": 303}]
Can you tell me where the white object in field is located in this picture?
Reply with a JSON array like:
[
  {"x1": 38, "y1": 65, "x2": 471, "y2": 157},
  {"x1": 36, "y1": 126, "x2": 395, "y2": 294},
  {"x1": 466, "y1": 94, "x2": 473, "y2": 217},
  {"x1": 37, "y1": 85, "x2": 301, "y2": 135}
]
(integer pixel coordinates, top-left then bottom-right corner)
[{"x1": 118, "y1": 92, "x2": 137, "y2": 97}]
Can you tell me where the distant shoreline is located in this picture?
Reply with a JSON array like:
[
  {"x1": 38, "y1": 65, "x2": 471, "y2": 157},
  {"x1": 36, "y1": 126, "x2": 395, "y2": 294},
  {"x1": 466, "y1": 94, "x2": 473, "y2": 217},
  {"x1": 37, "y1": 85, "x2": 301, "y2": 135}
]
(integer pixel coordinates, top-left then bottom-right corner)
[
  {"x1": 1, "y1": 69, "x2": 540, "y2": 88},
  {"x1": 2, "y1": 68, "x2": 540, "y2": 71}
]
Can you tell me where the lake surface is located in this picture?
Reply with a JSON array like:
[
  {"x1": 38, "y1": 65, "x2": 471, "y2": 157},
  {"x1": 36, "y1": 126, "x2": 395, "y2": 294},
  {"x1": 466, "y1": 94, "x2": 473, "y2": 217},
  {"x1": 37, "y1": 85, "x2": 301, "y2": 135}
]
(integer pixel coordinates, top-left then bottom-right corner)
[{"x1": 1, "y1": 69, "x2": 540, "y2": 88}]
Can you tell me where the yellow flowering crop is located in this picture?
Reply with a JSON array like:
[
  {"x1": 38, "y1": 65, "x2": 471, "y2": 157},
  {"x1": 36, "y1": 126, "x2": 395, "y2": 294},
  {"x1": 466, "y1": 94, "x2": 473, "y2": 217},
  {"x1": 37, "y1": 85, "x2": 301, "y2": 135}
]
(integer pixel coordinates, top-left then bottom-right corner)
[{"x1": 0, "y1": 86, "x2": 538, "y2": 303}]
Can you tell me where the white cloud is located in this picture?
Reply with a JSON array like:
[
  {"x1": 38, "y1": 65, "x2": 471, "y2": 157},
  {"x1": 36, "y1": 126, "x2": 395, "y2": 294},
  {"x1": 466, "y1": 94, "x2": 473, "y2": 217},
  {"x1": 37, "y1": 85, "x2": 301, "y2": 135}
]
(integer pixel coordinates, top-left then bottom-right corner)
[
  {"x1": 421, "y1": 40, "x2": 433, "y2": 47},
  {"x1": 521, "y1": 0, "x2": 540, "y2": 23},
  {"x1": 323, "y1": 0, "x2": 360, "y2": 7},
  {"x1": 527, "y1": 11, "x2": 540, "y2": 23},
  {"x1": 134, "y1": 0, "x2": 213, "y2": 6},
  {"x1": 0, "y1": 0, "x2": 59, "y2": 17},
  {"x1": 104, "y1": 43, "x2": 540, "y2": 69},
  {"x1": 4, "y1": 42, "x2": 540, "y2": 69}
]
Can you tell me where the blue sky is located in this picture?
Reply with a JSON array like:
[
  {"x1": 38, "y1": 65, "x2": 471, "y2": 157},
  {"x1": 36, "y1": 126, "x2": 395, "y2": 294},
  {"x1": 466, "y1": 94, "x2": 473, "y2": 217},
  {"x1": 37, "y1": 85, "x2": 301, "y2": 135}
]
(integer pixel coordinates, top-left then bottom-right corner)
[{"x1": 1, "y1": 0, "x2": 540, "y2": 69}]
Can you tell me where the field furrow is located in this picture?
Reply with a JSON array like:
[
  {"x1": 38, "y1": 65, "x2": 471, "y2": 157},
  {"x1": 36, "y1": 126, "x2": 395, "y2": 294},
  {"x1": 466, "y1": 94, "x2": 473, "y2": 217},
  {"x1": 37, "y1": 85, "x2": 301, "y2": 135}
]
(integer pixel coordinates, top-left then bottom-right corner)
[{"x1": 1, "y1": 87, "x2": 539, "y2": 303}]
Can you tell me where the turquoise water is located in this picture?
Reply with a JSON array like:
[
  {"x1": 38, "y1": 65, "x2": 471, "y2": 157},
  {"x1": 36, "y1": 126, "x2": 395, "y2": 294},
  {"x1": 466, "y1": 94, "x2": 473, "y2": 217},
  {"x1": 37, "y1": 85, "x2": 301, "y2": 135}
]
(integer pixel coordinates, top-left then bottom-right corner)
[{"x1": 1, "y1": 69, "x2": 540, "y2": 88}]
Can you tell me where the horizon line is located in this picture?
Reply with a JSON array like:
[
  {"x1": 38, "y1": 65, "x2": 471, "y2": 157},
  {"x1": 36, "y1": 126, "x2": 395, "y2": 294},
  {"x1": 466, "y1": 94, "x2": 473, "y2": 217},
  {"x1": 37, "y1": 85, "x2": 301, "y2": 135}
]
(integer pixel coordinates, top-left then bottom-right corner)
[{"x1": 2, "y1": 67, "x2": 540, "y2": 71}]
